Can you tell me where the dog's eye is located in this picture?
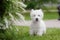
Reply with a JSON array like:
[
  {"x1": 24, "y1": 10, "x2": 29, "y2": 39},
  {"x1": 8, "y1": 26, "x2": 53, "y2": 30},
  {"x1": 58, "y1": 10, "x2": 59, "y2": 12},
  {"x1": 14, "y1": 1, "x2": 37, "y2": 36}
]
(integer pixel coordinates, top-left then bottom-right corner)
[
  {"x1": 33, "y1": 15, "x2": 35, "y2": 17},
  {"x1": 38, "y1": 15, "x2": 40, "y2": 17}
]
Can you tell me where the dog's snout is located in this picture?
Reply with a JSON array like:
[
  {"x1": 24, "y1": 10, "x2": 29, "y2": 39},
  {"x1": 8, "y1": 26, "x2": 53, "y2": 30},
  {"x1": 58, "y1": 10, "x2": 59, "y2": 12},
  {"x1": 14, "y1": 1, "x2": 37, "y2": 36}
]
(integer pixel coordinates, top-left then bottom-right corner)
[{"x1": 36, "y1": 18, "x2": 38, "y2": 21}]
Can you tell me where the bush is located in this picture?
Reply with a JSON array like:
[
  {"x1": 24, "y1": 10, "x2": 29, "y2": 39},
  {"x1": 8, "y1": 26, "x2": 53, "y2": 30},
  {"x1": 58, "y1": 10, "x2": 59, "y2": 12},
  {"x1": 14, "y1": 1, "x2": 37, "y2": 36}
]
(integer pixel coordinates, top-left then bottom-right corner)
[{"x1": 26, "y1": 2, "x2": 37, "y2": 9}]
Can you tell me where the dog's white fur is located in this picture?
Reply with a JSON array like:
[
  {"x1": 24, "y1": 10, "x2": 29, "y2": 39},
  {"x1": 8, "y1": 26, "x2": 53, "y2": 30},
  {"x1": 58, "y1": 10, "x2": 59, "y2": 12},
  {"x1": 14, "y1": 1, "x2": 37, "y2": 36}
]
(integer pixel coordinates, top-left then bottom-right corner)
[{"x1": 30, "y1": 9, "x2": 46, "y2": 36}]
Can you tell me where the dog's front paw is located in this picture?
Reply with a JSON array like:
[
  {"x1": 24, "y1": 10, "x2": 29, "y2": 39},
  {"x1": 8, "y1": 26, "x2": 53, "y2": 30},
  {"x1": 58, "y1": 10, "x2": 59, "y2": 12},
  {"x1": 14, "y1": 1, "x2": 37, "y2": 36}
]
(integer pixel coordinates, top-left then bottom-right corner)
[
  {"x1": 29, "y1": 30, "x2": 34, "y2": 35},
  {"x1": 37, "y1": 32, "x2": 43, "y2": 36}
]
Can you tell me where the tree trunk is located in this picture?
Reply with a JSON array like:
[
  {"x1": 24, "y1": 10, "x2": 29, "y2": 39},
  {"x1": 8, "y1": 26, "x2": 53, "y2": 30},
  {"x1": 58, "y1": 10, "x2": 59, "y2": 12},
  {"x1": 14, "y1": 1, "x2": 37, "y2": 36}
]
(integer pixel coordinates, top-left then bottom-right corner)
[{"x1": 0, "y1": 0, "x2": 6, "y2": 30}]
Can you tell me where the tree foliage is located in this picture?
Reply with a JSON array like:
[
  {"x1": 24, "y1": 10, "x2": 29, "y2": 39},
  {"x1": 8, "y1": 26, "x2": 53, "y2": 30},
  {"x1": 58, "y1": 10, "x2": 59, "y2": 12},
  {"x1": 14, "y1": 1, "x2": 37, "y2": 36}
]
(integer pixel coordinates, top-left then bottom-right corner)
[
  {"x1": 0, "y1": 0, "x2": 26, "y2": 29},
  {"x1": 23, "y1": 0, "x2": 58, "y2": 9}
]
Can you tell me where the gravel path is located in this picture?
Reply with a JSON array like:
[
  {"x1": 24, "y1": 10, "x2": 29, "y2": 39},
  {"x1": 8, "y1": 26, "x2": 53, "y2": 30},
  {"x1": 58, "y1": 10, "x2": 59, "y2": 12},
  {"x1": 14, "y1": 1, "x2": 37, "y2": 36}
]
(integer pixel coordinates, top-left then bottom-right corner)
[{"x1": 15, "y1": 19, "x2": 60, "y2": 28}]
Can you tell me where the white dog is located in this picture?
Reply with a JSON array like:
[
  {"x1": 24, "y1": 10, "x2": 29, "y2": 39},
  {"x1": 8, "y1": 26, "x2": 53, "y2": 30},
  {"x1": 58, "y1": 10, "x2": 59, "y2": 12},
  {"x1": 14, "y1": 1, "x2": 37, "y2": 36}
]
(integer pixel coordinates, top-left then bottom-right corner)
[{"x1": 30, "y1": 9, "x2": 46, "y2": 36}]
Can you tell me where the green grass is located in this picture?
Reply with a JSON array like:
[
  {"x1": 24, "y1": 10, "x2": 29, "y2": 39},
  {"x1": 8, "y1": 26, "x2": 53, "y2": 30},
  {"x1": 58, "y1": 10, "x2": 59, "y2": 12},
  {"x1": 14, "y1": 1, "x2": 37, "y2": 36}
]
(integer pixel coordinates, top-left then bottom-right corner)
[
  {"x1": 41, "y1": 6, "x2": 57, "y2": 10},
  {"x1": 44, "y1": 12, "x2": 58, "y2": 20},
  {"x1": 22, "y1": 12, "x2": 58, "y2": 20},
  {"x1": 0, "y1": 26, "x2": 60, "y2": 40}
]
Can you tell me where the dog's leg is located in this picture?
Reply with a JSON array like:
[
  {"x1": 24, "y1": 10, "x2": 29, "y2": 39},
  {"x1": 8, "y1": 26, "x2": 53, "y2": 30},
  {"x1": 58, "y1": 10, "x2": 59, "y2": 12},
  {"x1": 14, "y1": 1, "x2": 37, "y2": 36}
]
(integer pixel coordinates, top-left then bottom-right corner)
[
  {"x1": 29, "y1": 29, "x2": 34, "y2": 35},
  {"x1": 37, "y1": 29, "x2": 43, "y2": 36},
  {"x1": 43, "y1": 28, "x2": 46, "y2": 34}
]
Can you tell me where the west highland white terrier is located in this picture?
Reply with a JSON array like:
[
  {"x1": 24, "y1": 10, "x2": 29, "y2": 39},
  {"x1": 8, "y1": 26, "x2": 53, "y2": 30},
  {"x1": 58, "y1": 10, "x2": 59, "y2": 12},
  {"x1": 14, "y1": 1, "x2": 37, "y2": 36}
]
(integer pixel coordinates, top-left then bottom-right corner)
[{"x1": 30, "y1": 9, "x2": 46, "y2": 36}]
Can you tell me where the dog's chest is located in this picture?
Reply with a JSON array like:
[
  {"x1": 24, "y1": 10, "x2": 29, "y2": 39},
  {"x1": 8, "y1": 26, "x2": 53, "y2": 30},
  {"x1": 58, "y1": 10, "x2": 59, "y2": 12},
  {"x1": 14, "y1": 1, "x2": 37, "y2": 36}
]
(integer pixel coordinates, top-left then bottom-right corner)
[{"x1": 31, "y1": 22, "x2": 41, "y2": 29}]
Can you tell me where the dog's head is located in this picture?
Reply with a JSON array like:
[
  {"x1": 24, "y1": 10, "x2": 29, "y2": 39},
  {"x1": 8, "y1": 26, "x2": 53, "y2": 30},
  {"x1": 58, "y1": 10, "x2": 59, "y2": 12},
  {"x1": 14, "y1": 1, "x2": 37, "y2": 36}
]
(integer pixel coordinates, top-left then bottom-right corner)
[{"x1": 30, "y1": 9, "x2": 44, "y2": 22}]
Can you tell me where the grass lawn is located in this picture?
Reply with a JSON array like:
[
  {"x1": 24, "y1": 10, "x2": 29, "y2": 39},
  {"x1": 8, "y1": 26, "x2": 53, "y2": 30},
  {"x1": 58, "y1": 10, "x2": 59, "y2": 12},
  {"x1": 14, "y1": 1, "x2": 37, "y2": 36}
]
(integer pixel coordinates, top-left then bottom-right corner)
[
  {"x1": 41, "y1": 6, "x2": 57, "y2": 10},
  {"x1": 0, "y1": 26, "x2": 60, "y2": 40},
  {"x1": 44, "y1": 12, "x2": 58, "y2": 20},
  {"x1": 22, "y1": 12, "x2": 58, "y2": 20}
]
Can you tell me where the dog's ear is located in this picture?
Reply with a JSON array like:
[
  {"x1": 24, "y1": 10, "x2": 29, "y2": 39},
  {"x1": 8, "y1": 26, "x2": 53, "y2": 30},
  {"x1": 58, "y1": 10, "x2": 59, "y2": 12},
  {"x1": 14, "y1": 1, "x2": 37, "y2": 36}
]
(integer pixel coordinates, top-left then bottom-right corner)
[
  {"x1": 39, "y1": 9, "x2": 44, "y2": 19},
  {"x1": 30, "y1": 9, "x2": 34, "y2": 16},
  {"x1": 30, "y1": 9, "x2": 34, "y2": 14},
  {"x1": 39, "y1": 9, "x2": 42, "y2": 11},
  {"x1": 39, "y1": 9, "x2": 43, "y2": 13},
  {"x1": 31, "y1": 9, "x2": 34, "y2": 12}
]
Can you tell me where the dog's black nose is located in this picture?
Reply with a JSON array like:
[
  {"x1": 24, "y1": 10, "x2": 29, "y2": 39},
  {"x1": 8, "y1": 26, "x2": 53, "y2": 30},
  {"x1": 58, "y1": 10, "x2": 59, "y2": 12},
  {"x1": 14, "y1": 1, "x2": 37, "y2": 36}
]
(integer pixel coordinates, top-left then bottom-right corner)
[{"x1": 36, "y1": 18, "x2": 38, "y2": 21}]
